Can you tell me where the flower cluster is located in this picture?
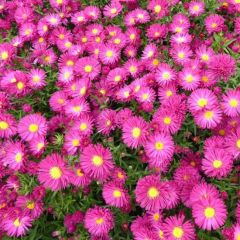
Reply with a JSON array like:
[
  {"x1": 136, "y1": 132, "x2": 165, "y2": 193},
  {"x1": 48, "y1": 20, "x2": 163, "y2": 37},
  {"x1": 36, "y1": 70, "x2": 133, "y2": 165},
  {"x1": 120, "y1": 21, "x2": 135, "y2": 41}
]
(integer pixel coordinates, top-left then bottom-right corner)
[{"x1": 0, "y1": 0, "x2": 239, "y2": 239}]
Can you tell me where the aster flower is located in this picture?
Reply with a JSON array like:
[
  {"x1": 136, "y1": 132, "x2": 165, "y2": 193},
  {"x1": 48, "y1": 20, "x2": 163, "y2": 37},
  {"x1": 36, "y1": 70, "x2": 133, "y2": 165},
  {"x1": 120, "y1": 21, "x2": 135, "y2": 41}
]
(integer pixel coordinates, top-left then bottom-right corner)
[
  {"x1": 171, "y1": 45, "x2": 193, "y2": 65},
  {"x1": 102, "y1": 182, "x2": 130, "y2": 208},
  {"x1": 2, "y1": 141, "x2": 26, "y2": 171},
  {"x1": 162, "y1": 214, "x2": 196, "y2": 240},
  {"x1": 2, "y1": 209, "x2": 32, "y2": 237},
  {"x1": 29, "y1": 137, "x2": 46, "y2": 156},
  {"x1": 156, "y1": 63, "x2": 176, "y2": 87},
  {"x1": 84, "y1": 206, "x2": 114, "y2": 237},
  {"x1": 189, "y1": 182, "x2": 220, "y2": 206},
  {"x1": 188, "y1": 88, "x2": 218, "y2": 113},
  {"x1": 122, "y1": 116, "x2": 148, "y2": 148},
  {"x1": 71, "y1": 114, "x2": 94, "y2": 136},
  {"x1": 106, "y1": 67, "x2": 127, "y2": 87},
  {"x1": 192, "y1": 197, "x2": 227, "y2": 230},
  {"x1": 208, "y1": 54, "x2": 236, "y2": 82},
  {"x1": 194, "y1": 107, "x2": 222, "y2": 129},
  {"x1": 38, "y1": 153, "x2": 71, "y2": 191},
  {"x1": 97, "y1": 109, "x2": 116, "y2": 135},
  {"x1": 64, "y1": 98, "x2": 90, "y2": 119},
  {"x1": 19, "y1": 22, "x2": 36, "y2": 40},
  {"x1": 222, "y1": 89, "x2": 240, "y2": 117},
  {"x1": 202, "y1": 148, "x2": 233, "y2": 178},
  {"x1": 144, "y1": 132, "x2": 174, "y2": 168},
  {"x1": 80, "y1": 144, "x2": 114, "y2": 181},
  {"x1": 147, "y1": 23, "x2": 168, "y2": 40},
  {"x1": 103, "y1": 1, "x2": 122, "y2": 18},
  {"x1": 170, "y1": 33, "x2": 192, "y2": 46},
  {"x1": 70, "y1": 163, "x2": 92, "y2": 187},
  {"x1": 195, "y1": 45, "x2": 214, "y2": 65},
  {"x1": 84, "y1": 6, "x2": 101, "y2": 21},
  {"x1": 75, "y1": 57, "x2": 101, "y2": 80},
  {"x1": 18, "y1": 114, "x2": 47, "y2": 142},
  {"x1": 49, "y1": 90, "x2": 68, "y2": 112},
  {"x1": 189, "y1": 1, "x2": 205, "y2": 16},
  {"x1": 63, "y1": 130, "x2": 81, "y2": 155},
  {"x1": 135, "y1": 175, "x2": 170, "y2": 211},
  {"x1": 179, "y1": 68, "x2": 200, "y2": 91},
  {"x1": 225, "y1": 127, "x2": 240, "y2": 159},
  {"x1": 0, "y1": 43, "x2": 15, "y2": 65},
  {"x1": 99, "y1": 44, "x2": 120, "y2": 65},
  {"x1": 28, "y1": 68, "x2": 46, "y2": 89},
  {"x1": 205, "y1": 14, "x2": 225, "y2": 34},
  {"x1": 0, "y1": 113, "x2": 17, "y2": 139}
]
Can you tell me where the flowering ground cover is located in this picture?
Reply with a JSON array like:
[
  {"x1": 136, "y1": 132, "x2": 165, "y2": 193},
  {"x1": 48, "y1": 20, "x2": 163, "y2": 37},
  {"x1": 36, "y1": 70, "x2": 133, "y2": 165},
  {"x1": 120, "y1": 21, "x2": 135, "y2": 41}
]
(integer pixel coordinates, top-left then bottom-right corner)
[{"x1": 0, "y1": 0, "x2": 240, "y2": 239}]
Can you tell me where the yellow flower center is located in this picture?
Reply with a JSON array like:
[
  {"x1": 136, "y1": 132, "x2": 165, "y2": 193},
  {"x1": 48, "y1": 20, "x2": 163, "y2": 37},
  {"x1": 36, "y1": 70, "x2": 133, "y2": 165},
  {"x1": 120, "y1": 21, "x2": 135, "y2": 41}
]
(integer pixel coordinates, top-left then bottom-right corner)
[
  {"x1": 204, "y1": 111, "x2": 213, "y2": 120},
  {"x1": 148, "y1": 187, "x2": 159, "y2": 199},
  {"x1": 73, "y1": 106, "x2": 81, "y2": 113},
  {"x1": 33, "y1": 75, "x2": 40, "y2": 83},
  {"x1": 13, "y1": 218, "x2": 21, "y2": 227},
  {"x1": 17, "y1": 82, "x2": 24, "y2": 90},
  {"x1": 80, "y1": 122, "x2": 87, "y2": 131},
  {"x1": 197, "y1": 98, "x2": 208, "y2": 107},
  {"x1": 1, "y1": 51, "x2": 8, "y2": 60},
  {"x1": 27, "y1": 201, "x2": 35, "y2": 210},
  {"x1": 166, "y1": 90, "x2": 173, "y2": 97},
  {"x1": 132, "y1": 127, "x2": 141, "y2": 138},
  {"x1": 153, "y1": 213, "x2": 160, "y2": 221},
  {"x1": 178, "y1": 52, "x2": 185, "y2": 59},
  {"x1": 84, "y1": 65, "x2": 92, "y2": 73},
  {"x1": 152, "y1": 58, "x2": 159, "y2": 66},
  {"x1": 211, "y1": 23, "x2": 217, "y2": 28},
  {"x1": 114, "y1": 38, "x2": 121, "y2": 44},
  {"x1": 175, "y1": 27, "x2": 182, "y2": 33},
  {"x1": 106, "y1": 50, "x2": 113, "y2": 58},
  {"x1": 155, "y1": 141, "x2": 164, "y2": 150},
  {"x1": 213, "y1": 159, "x2": 222, "y2": 169},
  {"x1": 50, "y1": 166, "x2": 62, "y2": 179},
  {"x1": 186, "y1": 74, "x2": 194, "y2": 83},
  {"x1": 114, "y1": 75, "x2": 121, "y2": 82},
  {"x1": 92, "y1": 155, "x2": 103, "y2": 166},
  {"x1": 163, "y1": 117, "x2": 171, "y2": 125},
  {"x1": 64, "y1": 71, "x2": 71, "y2": 79},
  {"x1": 117, "y1": 171, "x2": 124, "y2": 179},
  {"x1": 204, "y1": 207, "x2": 215, "y2": 218},
  {"x1": 154, "y1": 5, "x2": 161, "y2": 13},
  {"x1": 110, "y1": 8, "x2": 117, "y2": 14},
  {"x1": 201, "y1": 54, "x2": 209, "y2": 61},
  {"x1": 129, "y1": 66, "x2": 136, "y2": 73},
  {"x1": 113, "y1": 190, "x2": 122, "y2": 198},
  {"x1": 106, "y1": 120, "x2": 111, "y2": 126},
  {"x1": 58, "y1": 98, "x2": 64, "y2": 104},
  {"x1": 96, "y1": 217, "x2": 104, "y2": 225},
  {"x1": 0, "y1": 121, "x2": 9, "y2": 130},
  {"x1": 130, "y1": 34, "x2": 135, "y2": 40},
  {"x1": 29, "y1": 124, "x2": 39, "y2": 133},
  {"x1": 92, "y1": 28, "x2": 98, "y2": 34},
  {"x1": 236, "y1": 139, "x2": 240, "y2": 149},
  {"x1": 56, "y1": 0, "x2": 62, "y2": 4},
  {"x1": 59, "y1": 34, "x2": 64, "y2": 39},
  {"x1": 219, "y1": 129, "x2": 225, "y2": 136},
  {"x1": 15, "y1": 153, "x2": 22, "y2": 163},
  {"x1": 37, "y1": 142, "x2": 44, "y2": 150},
  {"x1": 66, "y1": 60, "x2": 74, "y2": 66},
  {"x1": 159, "y1": 230, "x2": 164, "y2": 239},
  {"x1": 229, "y1": 99, "x2": 238, "y2": 108},
  {"x1": 82, "y1": 37, "x2": 87, "y2": 43},
  {"x1": 76, "y1": 168, "x2": 84, "y2": 177},
  {"x1": 72, "y1": 139, "x2": 80, "y2": 147},
  {"x1": 172, "y1": 227, "x2": 184, "y2": 239},
  {"x1": 162, "y1": 72, "x2": 170, "y2": 80},
  {"x1": 202, "y1": 76, "x2": 209, "y2": 83},
  {"x1": 24, "y1": 29, "x2": 31, "y2": 35},
  {"x1": 193, "y1": 5, "x2": 200, "y2": 11},
  {"x1": 142, "y1": 93, "x2": 149, "y2": 100},
  {"x1": 95, "y1": 36, "x2": 101, "y2": 43}
]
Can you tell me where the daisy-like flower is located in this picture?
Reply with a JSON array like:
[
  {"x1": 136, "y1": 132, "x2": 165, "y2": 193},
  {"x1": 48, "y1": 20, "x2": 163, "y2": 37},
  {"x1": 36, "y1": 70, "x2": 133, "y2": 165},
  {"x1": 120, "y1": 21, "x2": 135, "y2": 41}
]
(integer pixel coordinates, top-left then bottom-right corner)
[
  {"x1": 70, "y1": 163, "x2": 92, "y2": 187},
  {"x1": 71, "y1": 11, "x2": 87, "y2": 25},
  {"x1": 200, "y1": 70, "x2": 217, "y2": 87},
  {"x1": 49, "y1": 90, "x2": 68, "y2": 113},
  {"x1": 111, "y1": 167, "x2": 127, "y2": 183},
  {"x1": 45, "y1": 14, "x2": 61, "y2": 27},
  {"x1": 156, "y1": 63, "x2": 176, "y2": 87},
  {"x1": 225, "y1": 127, "x2": 240, "y2": 159},
  {"x1": 194, "y1": 107, "x2": 222, "y2": 129},
  {"x1": 202, "y1": 148, "x2": 233, "y2": 178},
  {"x1": 71, "y1": 114, "x2": 94, "y2": 136},
  {"x1": 195, "y1": 45, "x2": 214, "y2": 65},
  {"x1": 28, "y1": 68, "x2": 46, "y2": 89},
  {"x1": 122, "y1": 116, "x2": 148, "y2": 148},
  {"x1": 64, "y1": 98, "x2": 90, "y2": 119},
  {"x1": 189, "y1": 182, "x2": 220, "y2": 206},
  {"x1": 38, "y1": 153, "x2": 71, "y2": 191},
  {"x1": 135, "y1": 175, "x2": 169, "y2": 211},
  {"x1": 135, "y1": 87, "x2": 155, "y2": 104},
  {"x1": 0, "y1": 113, "x2": 17, "y2": 138},
  {"x1": 134, "y1": 8, "x2": 150, "y2": 24},
  {"x1": 103, "y1": 1, "x2": 122, "y2": 19},
  {"x1": 16, "y1": 195, "x2": 43, "y2": 219},
  {"x1": 63, "y1": 130, "x2": 81, "y2": 155},
  {"x1": 102, "y1": 182, "x2": 130, "y2": 208},
  {"x1": 170, "y1": 33, "x2": 192, "y2": 46},
  {"x1": 188, "y1": 88, "x2": 218, "y2": 113},
  {"x1": 99, "y1": 44, "x2": 120, "y2": 65},
  {"x1": 19, "y1": 22, "x2": 36, "y2": 40},
  {"x1": 222, "y1": 89, "x2": 240, "y2": 117},
  {"x1": 147, "y1": 0, "x2": 168, "y2": 19},
  {"x1": 29, "y1": 137, "x2": 46, "y2": 156},
  {"x1": 147, "y1": 23, "x2": 168, "y2": 40},
  {"x1": 144, "y1": 132, "x2": 174, "y2": 168},
  {"x1": 18, "y1": 114, "x2": 47, "y2": 142},
  {"x1": 80, "y1": 144, "x2": 114, "y2": 181},
  {"x1": 158, "y1": 85, "x2": 177, "y2": 103},
  {"x1": 84, "y1": 206, "x2": 114, "y2": 237},
  {"x1": 97, "y1": 109, "x2": 116, "y2": 135},
  {"x1": 192, "y1": 197, "x2": 227, "y2": 230},
  {"x1": 162, "y1": 214, "x2": 196, "y2": 240},
  {"x1": 124, "y1": 59, "x2": 140, "y2": 78},
  {"x1": 171, "y1": 45, "x2": 193, "y2": 65},
  {"x1": 208, "y1": 54, "x2": 236, "y2": 82},
  {"x1": 2, "y1": 209, "x2": 32, "y2": 237},
  {"x1": 141, "y1": 43, "x2": 158, "y2": 60},
  {"x1": 205, "y1": 14, "x2": 225, "y2": 34},
  {"x1": 178, "y1": 68, "x2": 200, "y2": 91},
  {"x1": 58, "y1": 66, "x2": 74, "y2": 85},
  {"x1": 3, "y1": 141, "x2": 26, "y2": 171},
  {"x1": 75, "y1": 57, "x2": 101, "y2": 80},
  {"x1": 189, "y1": 1, "x2": 205, "y2": 16},
  {"x1": 106, "y1": 67, "x2": 127, "y2": 87},
  {"x1": 0, "y1": 43, "x2": 15, "y2": 65},
  {"x1": 84, "y1": 6, "x2": 101, "y2": 21}
]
